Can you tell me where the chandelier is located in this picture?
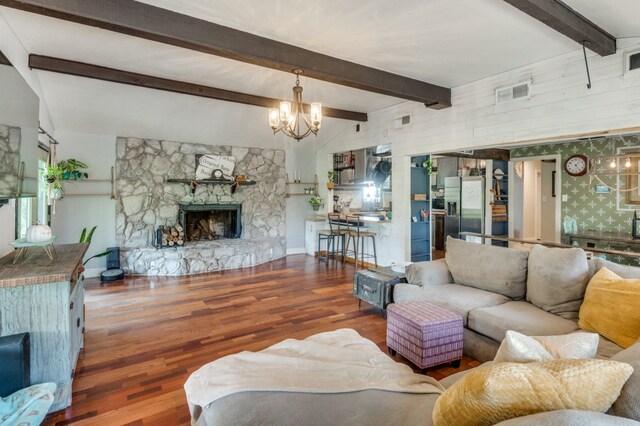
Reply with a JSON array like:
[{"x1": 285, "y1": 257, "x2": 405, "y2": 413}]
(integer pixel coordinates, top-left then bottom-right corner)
[{"x1": 268, "y1": 69, "x2": 322, "y2": 141}]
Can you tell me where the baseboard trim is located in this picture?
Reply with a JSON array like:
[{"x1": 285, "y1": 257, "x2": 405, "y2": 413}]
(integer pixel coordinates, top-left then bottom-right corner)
[
  {"x1": 286, "y1": 247, "x2": 306, "y2": 255},
  {"x1": 82, "y1": 267, "x2": 103, "y2": 278}
]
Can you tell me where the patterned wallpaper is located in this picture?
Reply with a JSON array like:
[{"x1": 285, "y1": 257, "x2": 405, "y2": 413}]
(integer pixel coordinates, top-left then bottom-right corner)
[{"x1": 511, "y1": 133, "x2": 640, "y2": 264}]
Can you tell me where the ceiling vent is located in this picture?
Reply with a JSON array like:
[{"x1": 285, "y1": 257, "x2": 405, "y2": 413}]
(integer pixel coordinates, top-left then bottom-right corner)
[
  {"x1": 393, "y1": 114, "x2": 411, "y2": 129},
  {"x1": 495, "y1": 81, "x2": 531, "y2": 104}
]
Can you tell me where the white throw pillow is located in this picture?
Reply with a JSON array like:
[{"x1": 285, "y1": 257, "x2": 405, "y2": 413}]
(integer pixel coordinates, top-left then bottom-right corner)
[{"x1": 494, "y1": 330, "x2": 599, "y2": 363}]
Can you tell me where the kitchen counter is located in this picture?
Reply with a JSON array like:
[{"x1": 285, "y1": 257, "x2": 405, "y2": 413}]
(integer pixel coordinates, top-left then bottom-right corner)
[{"x1": 0, "y1": 243, "x2": 88, "y2": 288}]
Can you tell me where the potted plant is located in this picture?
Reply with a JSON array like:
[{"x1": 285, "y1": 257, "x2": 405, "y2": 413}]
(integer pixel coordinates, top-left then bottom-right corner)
[
  {"x1": 59, "y1": 159, "x2": 89, "y2": 180},
  {"x1": 422, "y1": 159, "x2": 435, "y2": 176},
  {"x1": 327, "y1": 170, "x2": 335, "y2": 190},
  {"x1": 78, "y1": 226, "x2": 112, "y2": 273},
  {"x1": 43, "y1": 163, "x2": 65, "y2": 199},
  {"x1": 309, "y1": 195, "x2": 322, "y2": 211}
]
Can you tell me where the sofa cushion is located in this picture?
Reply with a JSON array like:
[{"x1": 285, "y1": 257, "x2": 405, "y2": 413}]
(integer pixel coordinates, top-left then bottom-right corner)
[
  {"x1": 526, "y1": 245, "x2": 590, "y2": 320},
  {"x1": 608, "y1": 339, "x2": 640, "y2": 421},
  {"x1": 493, "y1": 330, "x2": 599, "y2": 364},
  {"x1": 405, "y1": 259, "x2": 453, "y2": 286},
  {"x1": 579, "y1": 268, "x2": 640, "y2": 349},
  {"x1": 393, "y1": 283, "x2": 510, "y2": 326},
  {"x1": 445, "y1": 237, "x2": 529, "y2": 300},
  {"x1": 432, "y1": 359, "x2": 634, "y2": 426},
  {"x1": 468, "y1": 301, "x2": 579, "y2": 342},
  {"x1": 596, "y1": 335, "x2": 624, "y2": 360},
  {"x1": 495, "y1": 410, "x2": 640, "y2": 425},
  {"x1": 594, "y1": 257, "x2": 640, "y2": 279}
]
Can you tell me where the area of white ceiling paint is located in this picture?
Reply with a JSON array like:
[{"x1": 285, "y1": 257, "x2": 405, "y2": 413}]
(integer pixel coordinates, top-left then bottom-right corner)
[
  {"x1": 1, "y1": 0, "x2": 637, "y2": 145},
  {"x1": 137, "y1": 0, "x2": 579, "y2": 87},
  {"x1": 0, "y1": 8, "x2": 400, "y2": 113},
  {"x1": 562, "y1": 0, "x2": 640, "y2": 38},
  {"x1": 35, "y1": 71, "x2": 354, "y2": 148}
]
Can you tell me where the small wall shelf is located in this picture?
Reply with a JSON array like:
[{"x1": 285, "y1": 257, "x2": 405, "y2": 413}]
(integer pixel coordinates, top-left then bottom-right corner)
[
  {"x1": 285, "y1": 174, "x2": 318, "y2": 198},
  {"x1": 60, "y1": 166, "x2": 117, "y2": 199}
]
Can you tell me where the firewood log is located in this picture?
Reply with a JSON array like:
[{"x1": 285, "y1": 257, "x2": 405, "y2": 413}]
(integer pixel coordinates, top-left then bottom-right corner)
[{"x1": 175, "y1": 224, "x2": 183, "y2": 232}]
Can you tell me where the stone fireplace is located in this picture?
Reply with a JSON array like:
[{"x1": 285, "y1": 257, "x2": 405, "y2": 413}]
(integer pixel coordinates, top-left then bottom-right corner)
[
  {"x1": 115, "y1": 137, "x2": 286, "y2": 275},
  {"x1": 179, "y1": 203, "x2": 242, "y2": 241}
]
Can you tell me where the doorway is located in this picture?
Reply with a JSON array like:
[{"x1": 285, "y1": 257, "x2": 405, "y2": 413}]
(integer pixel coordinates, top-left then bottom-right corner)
[{"x1": 509, "y1": 155, "x2": 561, "y2": 243}]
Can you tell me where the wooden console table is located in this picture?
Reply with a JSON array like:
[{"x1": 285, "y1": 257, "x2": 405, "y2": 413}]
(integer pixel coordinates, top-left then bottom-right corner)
[
  {"x1": 0, "y1": 243, "x2": 88, "y2": 412},
  {"x1": 460, "y1": 232, "x2": 640, "y2": 259},
  {"x1": 562, "y1": 231, "x2": 640, "y2": 250}
]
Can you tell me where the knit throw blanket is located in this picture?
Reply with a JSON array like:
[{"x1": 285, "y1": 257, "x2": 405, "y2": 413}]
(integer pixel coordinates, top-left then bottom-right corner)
[{"x1": 184, "y1": 328, "x2": 443, "y2": 415}]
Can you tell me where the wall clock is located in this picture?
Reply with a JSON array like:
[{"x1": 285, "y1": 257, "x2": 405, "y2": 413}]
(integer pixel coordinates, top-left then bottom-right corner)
[{"x1": 565, "y1": 155, "x2": 588, "y2": 177}]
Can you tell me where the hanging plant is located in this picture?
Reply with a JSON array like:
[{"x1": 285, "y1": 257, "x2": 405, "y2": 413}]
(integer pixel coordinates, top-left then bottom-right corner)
[{"x1": 43, "y1": 163, "x2": 65, "y2": 198}]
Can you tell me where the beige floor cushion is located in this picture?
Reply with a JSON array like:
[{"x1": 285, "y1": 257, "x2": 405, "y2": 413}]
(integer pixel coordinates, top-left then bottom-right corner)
[
  {"x1": 467, "y1": 301, "x2": 579, "y2": 342},
  {"x1": 393, "y1": 283, "x2": 510, "y2": 325},
  {"x1": 445, "y1": 237, "x2": 529, "y2": 300}
]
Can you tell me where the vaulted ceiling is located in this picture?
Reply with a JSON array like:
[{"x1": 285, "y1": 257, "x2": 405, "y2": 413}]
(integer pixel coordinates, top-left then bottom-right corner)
[{"x1": 0, "y1": 0, "x2": 638, "y2": 146}]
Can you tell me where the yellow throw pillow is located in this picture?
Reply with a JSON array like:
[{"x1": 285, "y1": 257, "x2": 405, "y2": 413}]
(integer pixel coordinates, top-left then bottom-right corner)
[
  {"x1": 579, "y1": 267, "x2": 640, "y2": 349},
  {"x1": 432, "y1": 359, "x2": 633, "y2": 426}
]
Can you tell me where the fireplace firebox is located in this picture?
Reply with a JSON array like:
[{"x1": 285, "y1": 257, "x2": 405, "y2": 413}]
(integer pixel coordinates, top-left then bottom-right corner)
[{"x1": 178, "y1": 204, "x2": 242, "y2": 241}]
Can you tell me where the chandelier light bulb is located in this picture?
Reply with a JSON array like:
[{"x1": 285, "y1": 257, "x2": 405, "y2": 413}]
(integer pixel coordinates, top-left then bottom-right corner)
[
  {"x1": 626, "y1": 157, "x2": 632, "y2": 168},
  {"x1": 268, "y1": 108, "x2": 280, "y2": 129},
  {"x1": 610, "y1": 159, "x2": 617, "y2": 168},
  {"x1": 310, "y1": 102, "x2": 322, "y2": 127},
  {"x1": 279, "y1": 101, "x2": 292, "y2": 123}
]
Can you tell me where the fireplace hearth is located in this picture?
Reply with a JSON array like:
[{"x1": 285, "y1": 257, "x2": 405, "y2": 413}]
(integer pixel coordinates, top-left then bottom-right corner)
[{"x1": 179, "y1": 203, "x2": 242, "y2": 241}]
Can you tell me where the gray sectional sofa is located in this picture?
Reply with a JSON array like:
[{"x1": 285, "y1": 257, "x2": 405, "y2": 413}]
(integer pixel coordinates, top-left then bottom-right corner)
[
  {"x1": 395, "y1": 237, "x2": 634, "y2": 362},
  {"x1": 392, "y1": 236, "x2": 640, "y2": 424}
]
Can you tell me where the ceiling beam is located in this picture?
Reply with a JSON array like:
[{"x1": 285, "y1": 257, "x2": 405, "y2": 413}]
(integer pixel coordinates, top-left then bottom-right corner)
[
  {"x1": 28, "y1": 54, "x2": 368, "y2": 122},
  {"x1": 502, "y1": 0, "x2": 616, "y2": 56},
  {"x1": 2, "y1": 0, "x2": 451, "y2": 108},
  {"x1": 438, "y1": 149, "x2": 511, "y2": 162}
]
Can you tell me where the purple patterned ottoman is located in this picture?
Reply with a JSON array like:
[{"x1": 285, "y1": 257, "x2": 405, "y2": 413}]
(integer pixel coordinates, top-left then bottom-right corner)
[{"x1": 386, "y1": 301, "x2": 463, "y2": 370}]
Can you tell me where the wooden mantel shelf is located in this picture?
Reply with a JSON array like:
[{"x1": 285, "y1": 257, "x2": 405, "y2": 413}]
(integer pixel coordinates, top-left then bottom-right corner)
[
  {"x1": 166, "y1": 179, "x2": 256, "y2": 194},
  {"x1": 166, "y1": 179, "x2": 256, "y2": 185}
]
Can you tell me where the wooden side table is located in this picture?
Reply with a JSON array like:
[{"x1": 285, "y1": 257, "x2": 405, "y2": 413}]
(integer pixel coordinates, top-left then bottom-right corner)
[{"x1": 353, "y1": 266, "x2": 407, "y2": 317}]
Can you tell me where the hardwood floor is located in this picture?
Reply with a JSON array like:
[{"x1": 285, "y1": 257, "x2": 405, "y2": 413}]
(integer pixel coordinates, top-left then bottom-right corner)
[{"x1": 44, "y1": 255, "x2": 479, "y2": 425}]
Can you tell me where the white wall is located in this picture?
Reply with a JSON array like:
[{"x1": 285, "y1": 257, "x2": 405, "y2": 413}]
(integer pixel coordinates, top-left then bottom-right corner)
[
  {"x1": 522, "y1": 161, "x2": 541, "y2": 240},
  {"x1": 0, "y1": 199, "x2": 15, "y2": 257},
  {"x1": 50, "y1": 131, "x2": 117, "y2": 276},
  {"x1": 318, "y1": 40, "x2": 640, "y2": 262},
  {"x1": 285, "y1": 143, "x2": 317, "y2": 254},
  {"x1": 540, "y1": 162, "x2": 556, "y2": 242}
]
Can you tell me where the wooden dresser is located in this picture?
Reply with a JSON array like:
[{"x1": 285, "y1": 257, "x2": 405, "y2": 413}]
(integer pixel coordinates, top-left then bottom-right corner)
[{"x1": 0, "y1": 243, "x2": 88, "y2": 412}]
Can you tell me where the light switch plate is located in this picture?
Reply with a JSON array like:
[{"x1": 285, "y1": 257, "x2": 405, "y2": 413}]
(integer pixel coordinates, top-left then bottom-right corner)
[{"x1": 562, "y1": 194, "x2": 568, "y2": 202}]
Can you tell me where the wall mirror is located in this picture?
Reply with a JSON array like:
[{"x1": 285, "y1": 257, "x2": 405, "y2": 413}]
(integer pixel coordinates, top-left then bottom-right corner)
[{"x1": 0, "y1": 52, "x2": 40, "y2": 199}]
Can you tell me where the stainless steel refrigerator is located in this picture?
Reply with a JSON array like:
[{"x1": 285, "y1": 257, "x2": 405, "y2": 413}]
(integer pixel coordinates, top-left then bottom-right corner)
[{"x1": 444, "y1": 176, "x2": 485, "y2": 246}]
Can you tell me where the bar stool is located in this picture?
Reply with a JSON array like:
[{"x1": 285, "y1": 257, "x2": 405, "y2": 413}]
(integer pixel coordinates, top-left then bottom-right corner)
[
  {"x1": 328, "y1": 213, "x2": 349, "y2": 264},
  {"x1": 317, "y1": 215, "x2": 347, "y2": 264},
  {"x1": 344, "y1": 214, "x2": 378, "y2": 269}
]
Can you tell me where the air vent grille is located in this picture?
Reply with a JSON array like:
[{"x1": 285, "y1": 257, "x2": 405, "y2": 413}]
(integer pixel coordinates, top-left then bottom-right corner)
[
  {"x1": 393, "y1": 114, "x2": 411, "y2": 129},
  {"x1": 495, "y1": 81, "x2": 531, "y2": 104}
]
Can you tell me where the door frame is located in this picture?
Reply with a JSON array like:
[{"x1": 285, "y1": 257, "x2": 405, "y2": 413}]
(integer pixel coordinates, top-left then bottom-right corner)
[{"x1": 508, "y1": 154, "x2": 562, "y2": 243}]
